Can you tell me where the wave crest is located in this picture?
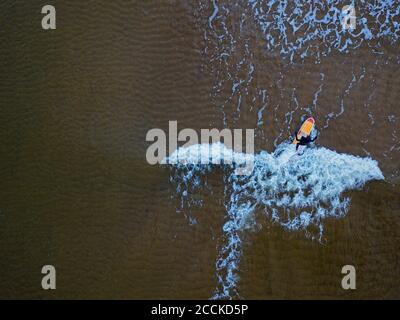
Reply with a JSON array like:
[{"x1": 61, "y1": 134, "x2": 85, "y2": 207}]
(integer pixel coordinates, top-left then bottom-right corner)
[{"x1": 163, "y1": 142, "x2": 383, "y2": 298}]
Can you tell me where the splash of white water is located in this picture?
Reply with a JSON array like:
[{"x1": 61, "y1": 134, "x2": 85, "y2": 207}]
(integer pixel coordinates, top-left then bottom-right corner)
[{"x1": 163, "y1": 142, "x2": 384, "y2": 298}]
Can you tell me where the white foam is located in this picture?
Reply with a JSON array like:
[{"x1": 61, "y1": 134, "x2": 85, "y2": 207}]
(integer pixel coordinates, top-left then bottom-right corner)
[
  {"x1": 248, "y1": 0, "x2": 400, "y2": 61},
  {"x1": 162, "y1": 142, "x2": 254, "y2": 167},
  {"x1": 163, "y1": 142, "x2": 384, "y2": 299}
]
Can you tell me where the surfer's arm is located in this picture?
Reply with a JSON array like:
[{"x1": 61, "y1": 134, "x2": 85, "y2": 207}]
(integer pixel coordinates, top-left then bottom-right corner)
[{"x1": 310, "y1": 134, "x2": 318, "y2": 142}]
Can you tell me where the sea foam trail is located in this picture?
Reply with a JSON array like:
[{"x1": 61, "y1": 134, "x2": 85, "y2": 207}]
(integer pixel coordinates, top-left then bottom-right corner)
[
  {"x1": 162, "y1": 143, "x2": 384, "y2": 298},
  {"x1": 249, "y1": 0, "x2": 400, "y2": 61}
]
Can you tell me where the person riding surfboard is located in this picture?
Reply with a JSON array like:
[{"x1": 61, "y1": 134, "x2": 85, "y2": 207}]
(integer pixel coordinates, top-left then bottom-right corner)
[
  {"x1": 294, "y1": 132, "x2": 318, "y2": 150},
  {"x1": 293, "y1": 117, "x2": 318, "y2": 154}
]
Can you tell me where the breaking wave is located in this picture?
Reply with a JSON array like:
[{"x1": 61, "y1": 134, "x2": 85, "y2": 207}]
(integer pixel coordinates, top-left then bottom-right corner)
[{"x1": 163, "y1": 142, "x2": 384, "y2": 298}]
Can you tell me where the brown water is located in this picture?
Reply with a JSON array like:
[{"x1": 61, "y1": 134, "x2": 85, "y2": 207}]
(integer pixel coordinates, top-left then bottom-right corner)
[{"x1": 0, "y1": 0, "x2": 399, "y2": 299}]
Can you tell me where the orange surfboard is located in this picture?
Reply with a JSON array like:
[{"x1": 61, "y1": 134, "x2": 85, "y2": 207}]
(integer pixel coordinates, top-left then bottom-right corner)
[{"x1": 293, "y1": 117, "x2": 315, "y2": 144}]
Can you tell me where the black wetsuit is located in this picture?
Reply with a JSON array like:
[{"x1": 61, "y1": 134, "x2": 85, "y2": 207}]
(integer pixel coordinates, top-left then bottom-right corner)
[{"x1": 295, "y1": 132, "x2": 318, "y2": 150}]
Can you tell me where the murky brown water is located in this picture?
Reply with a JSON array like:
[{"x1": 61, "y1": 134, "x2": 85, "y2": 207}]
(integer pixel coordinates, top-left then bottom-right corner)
[{"x1": 0, "y1": 1, "x2": 399, "y2": 299}]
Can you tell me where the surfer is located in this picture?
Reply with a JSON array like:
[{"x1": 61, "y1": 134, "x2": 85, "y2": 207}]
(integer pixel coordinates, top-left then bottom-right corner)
[
  {"x1": 292, "y1": 117, "x2": 318, "y2": 155},
  {"x1": 294, "y1": 131, "x2": 318, "y2": 151}
]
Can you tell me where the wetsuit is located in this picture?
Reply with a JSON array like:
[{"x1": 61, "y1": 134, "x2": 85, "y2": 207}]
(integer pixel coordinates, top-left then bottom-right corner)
[{"x1": 295, "y1": 132, "x2": 318, "y2": 150}]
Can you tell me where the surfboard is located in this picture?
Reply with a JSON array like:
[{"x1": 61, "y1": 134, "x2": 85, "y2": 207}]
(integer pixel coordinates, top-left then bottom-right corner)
[{"x1": 293, "y1": 117, "x2": 315, "y2": 145}]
